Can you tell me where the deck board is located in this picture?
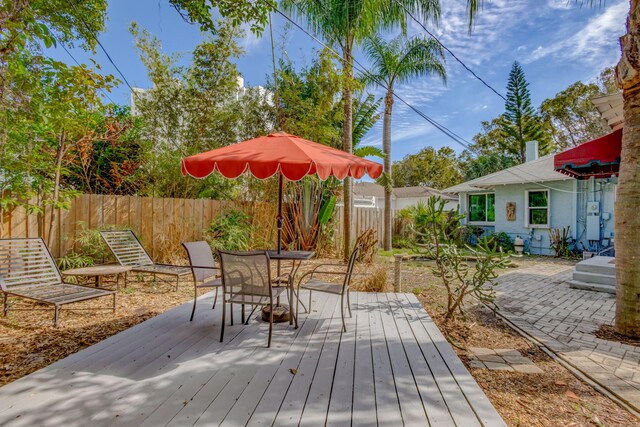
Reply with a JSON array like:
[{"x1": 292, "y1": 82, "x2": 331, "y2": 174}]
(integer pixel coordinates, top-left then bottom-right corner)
[{"x1": 0, "y1": 291, "x2": 505, "y2": 426}]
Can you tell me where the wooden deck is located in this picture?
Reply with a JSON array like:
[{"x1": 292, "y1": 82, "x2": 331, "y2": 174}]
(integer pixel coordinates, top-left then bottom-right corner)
[{"x1": 0, "y1": 292, "x2": 505, "y2": 426}]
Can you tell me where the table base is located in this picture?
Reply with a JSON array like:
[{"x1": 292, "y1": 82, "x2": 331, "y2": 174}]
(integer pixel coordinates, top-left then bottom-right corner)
[{"x1": 261, "y1": 304, "x2": 292, "y2": 323}]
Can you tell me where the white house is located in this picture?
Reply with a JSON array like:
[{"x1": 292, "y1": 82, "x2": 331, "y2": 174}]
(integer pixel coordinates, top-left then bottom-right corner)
[
  {"x1": 445, "y1": 138, "x2": 619, "y2": 256},
  {"x1": 352, "y1": 182, "x2": 458, "y2": 211}
]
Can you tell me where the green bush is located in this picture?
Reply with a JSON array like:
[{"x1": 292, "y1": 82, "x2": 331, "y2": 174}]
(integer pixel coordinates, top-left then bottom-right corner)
[
  {"x1": 484, "y1": 231, "x2": 514, "y2": 253},
  {"x1": 207, "y1": 209, "x2": 251, "y2": 251}
]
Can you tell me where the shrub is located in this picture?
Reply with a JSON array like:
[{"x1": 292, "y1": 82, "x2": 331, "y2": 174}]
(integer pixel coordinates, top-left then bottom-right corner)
[
  {"x1": 352, "y1": 264, "x2": 388, "y2": 292},
  {"x1": 207, "y1": 209, "x2": 251, "y2": 251},
  {"x1": 354, "y1": 228, "x2": 378, "y2": 263},
  {"x1": 414, "y1": 196, "x2": 510, "y2": 320},
  {"x1": 484, "y1": 231, "x2": 514, "y2": 253}
]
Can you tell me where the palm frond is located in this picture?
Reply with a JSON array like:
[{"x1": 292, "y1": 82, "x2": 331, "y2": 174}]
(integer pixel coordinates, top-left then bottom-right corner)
[
  {"x1": 352, "y1": 92, "x2": 382, "y2": 147},
  {"x1": 354, "y1": 145, "x2": 385, "y2": 159}
]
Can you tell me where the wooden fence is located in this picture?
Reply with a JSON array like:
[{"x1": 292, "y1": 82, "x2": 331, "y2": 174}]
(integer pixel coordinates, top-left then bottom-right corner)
[
  {"x1": 0, "y1": 194, "x2": 391, "y2": 259},
  {"x1": 0, "y1": 194, "x2": 277, "y2": 259}
]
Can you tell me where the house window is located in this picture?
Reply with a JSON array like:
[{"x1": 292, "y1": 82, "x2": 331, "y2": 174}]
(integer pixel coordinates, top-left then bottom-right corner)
[
  {"x1": 526, "y1": 190, "x2": 549, "y2": 227},
  {"x1": 468, "y1": 193, "x2": 495, "y2": 223}
]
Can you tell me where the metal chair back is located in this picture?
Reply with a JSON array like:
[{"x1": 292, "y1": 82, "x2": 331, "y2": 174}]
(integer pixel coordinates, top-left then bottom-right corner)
[
  {"x1": 182, "y1": 241, "x2": 217, "y2": 283},
  {"x1": 100, "y1": 230, "x2": 153, "y2": 267},
  {"x1": 218, "y1": 251, "x2": 272, "y2": 299},
  {"x1": 343, "y1": 247, "x2": 360, "y2": 290},
  {"x1": 0, "y1": 238, "x2": 62, "y2": 292}
]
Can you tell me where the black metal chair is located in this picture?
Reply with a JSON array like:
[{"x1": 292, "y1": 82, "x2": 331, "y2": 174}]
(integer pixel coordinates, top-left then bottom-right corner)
[
  {"x1": 182, "y1": 241, "x2": 222, "y2": 321},
  {"x1": 296, "y1": 247, "x2": 359, "y2": 332},
  {"x1": 218, "y1": 251, "x2": 289, "y2": 348}
]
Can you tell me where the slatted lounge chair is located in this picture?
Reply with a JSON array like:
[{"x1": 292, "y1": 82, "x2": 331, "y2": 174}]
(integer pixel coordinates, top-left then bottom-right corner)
[
  {"x1": 297, "y1": 247, "x2": 359, "y2": 332},
  {"x1": 182, "y1": 241, "x2": 222, "y2": 321},
  {"x1": 0, "y1": 238, "x2": 116, "y2": 327},
  {"x1": 100, "y1": 230, "x2": 191, "y2": 290},
  {"x1": 218, "y1": 251, "x2": 291, "y2": 348}
]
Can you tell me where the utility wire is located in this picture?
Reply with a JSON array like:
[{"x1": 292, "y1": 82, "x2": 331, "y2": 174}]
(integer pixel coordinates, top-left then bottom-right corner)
[
  {"x1": 54, "y1": 38, "x2": 117, "y2": 105},
  {"x1": 64, "y1": 0, "x2": 135, "y2": 93},
  {"x1": 392, "y1": 0, "x2": 507, "y2": 102},
  {"x1": 271, "y1": 4, "x2": 476, "y2": 152},
  {"x1": 64, "y1": 0, "x2": 188, "y2": 155}
]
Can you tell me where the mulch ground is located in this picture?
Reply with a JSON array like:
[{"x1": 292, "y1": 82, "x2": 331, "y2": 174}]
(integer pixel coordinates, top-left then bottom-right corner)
[
  {"x1": 402, "y1": 256, "x2": 640, "y2": 427},
  {"x1": 0, "y1": 276, "x2": 196, "y2": 386}
]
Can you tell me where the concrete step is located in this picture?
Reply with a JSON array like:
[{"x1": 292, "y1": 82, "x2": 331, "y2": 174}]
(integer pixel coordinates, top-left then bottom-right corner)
[
  {"x1": 572, "y1": 271, "x2": 616, "y2": 286},
  {"x1": 569, "y1": 280, "x2": 616, "y2": 294},
  {"x1": 575, "y1": 263, "x2": 616, "y2": 276},
  {"x1": 575, "y1": 256, "x2": 615, "y2": 276}
]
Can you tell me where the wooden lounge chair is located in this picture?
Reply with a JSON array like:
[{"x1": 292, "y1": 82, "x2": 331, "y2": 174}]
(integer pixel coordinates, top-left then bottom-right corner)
[
  {"x1": 218, "y1": 251, "x2": 291, "y2": 348},
  {"x1": 182, "y1": 241, "x2": 222, "y2": 321},
  {"x1": 297, "y1": 247, "x2": 359, "y2": 332},
  {"x1": 0, "y1": 238, "x2": 116, "y2": 327},
  {"x1": 100, "y1": 230, "x2": 191, "y2": 290}
]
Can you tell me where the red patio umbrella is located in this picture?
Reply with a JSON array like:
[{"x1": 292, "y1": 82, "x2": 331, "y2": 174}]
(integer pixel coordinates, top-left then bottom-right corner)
[{"x1": 181, "y1": 132, "x2": 383, "y2": 253}]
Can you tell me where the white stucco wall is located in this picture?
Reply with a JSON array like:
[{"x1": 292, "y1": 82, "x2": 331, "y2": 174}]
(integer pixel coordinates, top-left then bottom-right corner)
[
  {"x1": 394, "y1": 197, "x2": 458, "y2": 211},
  {"x1": 459, "y1": 180, "x2": 578, "y2": 255}
]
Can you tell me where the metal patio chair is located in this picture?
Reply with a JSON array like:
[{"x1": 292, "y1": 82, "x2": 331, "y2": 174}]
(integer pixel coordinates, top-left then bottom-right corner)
[
  {"x1": 218, "y1": 251, "x2": 290, "y2": 348},
  {"x1": 296, "y1": 247, "x2": 359, "y2": 332},
  {"x1": 0, "y1": 238, "x2": 116, "y2": 326},
  {"x1": 182, "y1": 241, "x2": 222, "y2": 321},
  {"x1": 100, "y1": 230, "x2": 191, "y2": 290}
]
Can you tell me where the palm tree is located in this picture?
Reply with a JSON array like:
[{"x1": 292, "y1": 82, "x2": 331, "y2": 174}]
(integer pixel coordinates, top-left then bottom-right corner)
[
  {"x1": 614, "y1": 1, "x2": 640, "y2": 337},
  {"x1": 362, "y1": 34, "x2": 446, "y2": 251},
  {"x1": 281, "y1": 0, "x2": 440, "y2": 260}
]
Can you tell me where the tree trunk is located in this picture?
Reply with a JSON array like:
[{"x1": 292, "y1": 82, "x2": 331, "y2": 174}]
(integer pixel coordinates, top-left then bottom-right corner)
[
  {"x1": 47, "y1": 132, "x2": 65, "y2": 248},
  {"x1": 615, "y1": 0, "x2": 640, "y2": 337},
  {"x1": 342, "y1": 43, "x2": 354, "y2": 261},
  {"x1": 383, "y1": 90, "x2": 394, "y2": 251}
]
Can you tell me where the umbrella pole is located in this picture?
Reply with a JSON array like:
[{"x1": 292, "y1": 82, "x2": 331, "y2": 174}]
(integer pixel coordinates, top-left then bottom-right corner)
[{"x1": 277, "y1": 174, "x2": 283, "y2": 255}]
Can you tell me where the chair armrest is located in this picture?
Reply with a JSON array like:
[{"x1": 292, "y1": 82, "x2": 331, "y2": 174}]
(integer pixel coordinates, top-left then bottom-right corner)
[{"x1": 297, "y1": 269, "x2": 348, "y2": 287}]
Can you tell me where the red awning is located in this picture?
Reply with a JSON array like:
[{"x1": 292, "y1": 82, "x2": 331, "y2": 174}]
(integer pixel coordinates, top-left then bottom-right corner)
[{"x1": 553, "y1": 128, "x2": 622, "y2": 180}]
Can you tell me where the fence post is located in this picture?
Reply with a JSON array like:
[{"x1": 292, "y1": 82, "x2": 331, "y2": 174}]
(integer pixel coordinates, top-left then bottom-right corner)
[{"x1": 394, "y1": 254, "x2": 403, "y2": 293}]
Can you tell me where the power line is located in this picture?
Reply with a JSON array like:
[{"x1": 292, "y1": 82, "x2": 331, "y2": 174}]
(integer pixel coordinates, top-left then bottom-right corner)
[
  {"x1": 271, "y1": 3, "x2": 476, "y2": 151},
  {"x1": 64, "y1": 0, "x2": 135, "y2": 93},
  {"x1": 64, "y1": 0, "x2": 189, "y2": 155},
  {"x1": 392, "y1": 0, "x2": 507, "y2": 102},
  {"x1": 54, "y1": 39, "x2": 117, "y2": 105}
]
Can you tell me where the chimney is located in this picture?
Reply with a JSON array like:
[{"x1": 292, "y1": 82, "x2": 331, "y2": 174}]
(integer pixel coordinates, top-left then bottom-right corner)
[{"x1": 525, "y1": 140, "x2": 539, "y2": 162}]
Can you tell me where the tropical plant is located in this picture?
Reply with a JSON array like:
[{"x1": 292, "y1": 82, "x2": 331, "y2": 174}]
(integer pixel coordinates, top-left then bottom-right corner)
[
  {"x1": 413, "y1": 196, "x2": 510, "y2": 320},
  {"x1": 501, "y1": 61, "x2": 552, "y2": 162},
  {"x1": 56, "y1": 252, "x2": 94, "y2": 272},
  {"x1": 362, "y1": 34, "x2": 446, "y2": 251},
  {"x1": 281, "y1": 0, "x2": 441, "y2": 260},
  {"x1": 549, "y1": 226, "x2": 574, "y2": 258}
]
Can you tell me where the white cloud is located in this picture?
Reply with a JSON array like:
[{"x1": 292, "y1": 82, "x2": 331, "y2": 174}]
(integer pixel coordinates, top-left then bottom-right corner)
[
  {"x1": 524, "y1": 1, "x2": 627, "y2": 64},
  {"x1": 547, "y1": 0, "x2": 573, "y2": 10}
]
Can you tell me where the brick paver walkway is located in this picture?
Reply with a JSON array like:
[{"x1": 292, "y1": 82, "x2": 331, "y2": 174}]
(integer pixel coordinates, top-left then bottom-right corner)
[{"x1": 495, "y1": 263, "x2": 640, "y2": 412}]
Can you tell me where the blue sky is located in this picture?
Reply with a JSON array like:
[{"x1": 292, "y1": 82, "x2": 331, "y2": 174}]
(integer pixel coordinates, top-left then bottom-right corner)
[{"x1": 50, "y1": 0, "x2": 628, "y2": 162}]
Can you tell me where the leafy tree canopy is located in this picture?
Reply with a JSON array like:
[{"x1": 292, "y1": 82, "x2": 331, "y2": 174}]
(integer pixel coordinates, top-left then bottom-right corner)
[{"x1": 392, "y1": 146, "x2": 463, "y2": 189}]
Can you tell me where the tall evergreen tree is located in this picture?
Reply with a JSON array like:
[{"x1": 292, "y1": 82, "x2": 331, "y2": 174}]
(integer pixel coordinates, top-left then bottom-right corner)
[{"x1": 501, "y1": 61, "x2": 551, "y2": 162}]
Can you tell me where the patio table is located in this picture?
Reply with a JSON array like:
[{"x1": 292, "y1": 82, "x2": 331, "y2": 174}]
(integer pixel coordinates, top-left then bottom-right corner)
[
  {"x1": 266, "y1": 250, "x2": 315, "y2": 328},
  {"x1": 62, "y1": 264, "x2": 131, "y2": 289}
]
